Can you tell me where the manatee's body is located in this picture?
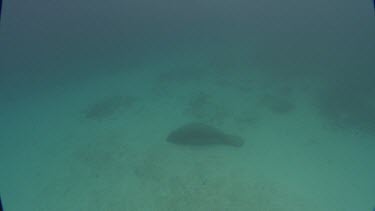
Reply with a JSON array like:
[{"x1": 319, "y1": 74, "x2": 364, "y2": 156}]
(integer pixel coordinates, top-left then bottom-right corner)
[{"x1": 166, "y1": 123, "x2": 244, "y2": 147}]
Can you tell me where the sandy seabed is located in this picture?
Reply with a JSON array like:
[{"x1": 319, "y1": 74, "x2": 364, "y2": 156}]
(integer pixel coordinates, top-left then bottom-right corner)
[{"x1": 1, "y1": 49, "x2": 374, "y2": 211}]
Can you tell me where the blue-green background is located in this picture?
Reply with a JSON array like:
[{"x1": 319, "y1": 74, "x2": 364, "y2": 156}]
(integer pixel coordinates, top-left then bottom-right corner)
[{"x1": 0, "y1": 0, "x2": 374, "y2": 210}]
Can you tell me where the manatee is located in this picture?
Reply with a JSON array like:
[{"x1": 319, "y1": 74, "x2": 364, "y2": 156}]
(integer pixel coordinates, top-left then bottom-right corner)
[{"x1": 166, "y1": 123, "x2": 244, "y2": 147}]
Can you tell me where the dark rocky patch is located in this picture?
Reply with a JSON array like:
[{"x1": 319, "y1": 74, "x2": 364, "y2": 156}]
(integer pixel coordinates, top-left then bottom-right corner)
[
  {"x1": 167, "y1": 122, "x2": 244, "y2": 147},
  {"x1": 83, "y1": 96, "x2": 137, "y2": 121},
  {"x1": 185, "y1": 92, "x2": 228, "y2": 124},
  {"x1": 316, "y1": 84, "x2": 375, "y2": 133},
  {"x1": 259, "y1": 94, "x2": 295, "y2": 114}
]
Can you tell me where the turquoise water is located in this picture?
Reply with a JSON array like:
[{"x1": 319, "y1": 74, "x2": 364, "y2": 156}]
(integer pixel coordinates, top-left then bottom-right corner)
[{"x1": 0, "y1": 0, "x2": 375, "y2": 210}]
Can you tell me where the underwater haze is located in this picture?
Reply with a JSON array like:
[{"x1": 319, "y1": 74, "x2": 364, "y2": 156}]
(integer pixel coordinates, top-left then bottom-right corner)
[{"x1": 0, "y1": 0, "x2": 375, "y2": 210}]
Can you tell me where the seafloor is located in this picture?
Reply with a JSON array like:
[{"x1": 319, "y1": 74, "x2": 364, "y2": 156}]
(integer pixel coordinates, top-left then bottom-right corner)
[{"x1": 1, "y1": 45, "x2": 375, "y2": 210}]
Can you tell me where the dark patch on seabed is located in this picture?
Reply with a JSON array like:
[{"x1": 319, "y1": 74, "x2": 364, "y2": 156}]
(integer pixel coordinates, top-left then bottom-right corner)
[
  {"x1": 185, "y1": 92, "x2": 229, "y2": 124},
  {"x1": 315, "y1": 75, "x2": 375, "y2": 134},
  {"x1": 167, "y1": 122, "x2": 244, "y2": 147},
  {"x1": 258, "y1": 93, "x2": 296, "y2": 114},
  {"x1": 82, "y1": 96, "x2": 137, "y2": 121}
]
